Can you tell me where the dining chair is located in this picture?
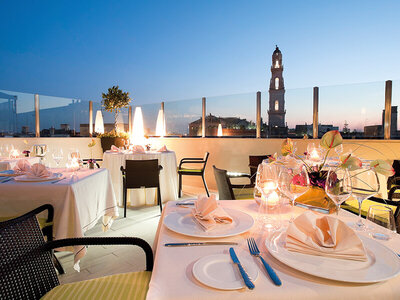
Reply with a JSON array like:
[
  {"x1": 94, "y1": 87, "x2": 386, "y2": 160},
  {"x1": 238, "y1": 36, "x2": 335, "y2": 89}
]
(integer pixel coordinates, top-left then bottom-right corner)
[
  {"x1": 120, "y1": 159, "x2": 163, "y2": 217},
  {"x1": 248, "y1": 155, "x2": 271, "y2": 184},
  {"x1": 387, "y1": 160, "x2": 400, "y2": 200},
  {"x1": 0, "y1": 206, "x2": 154, "y2": 300},
  {"x1": 0, "y1": 203, "x2": 64, "y2": 275},
  {"x1": 178, "y1": 152, "x2": 210, "y2": 197},
  {"x1": 213, "y1": 165, "x2": 254, "y2": 200}
]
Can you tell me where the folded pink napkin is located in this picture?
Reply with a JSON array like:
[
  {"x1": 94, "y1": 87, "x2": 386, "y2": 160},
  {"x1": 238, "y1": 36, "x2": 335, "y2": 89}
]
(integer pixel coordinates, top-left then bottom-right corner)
[
  {"x1": 286, "y1": 211, "x2": 367, "y2": 261},
  {"x1": 110, "y1": 145, "x2": 122, "y2": 152},
  {"x1": 26, "y1": 163, "x2": 53, "y2": 178},
  {"x1": 13, "y1": 159, "x2": 31, "y2": 174},
  {"x1": 131, "y1": 145, "x2": 145, "y2": 153},
  {"x1": 191, "y1": 194, "x2": 233, "y2": 231},
  {"x1": 157, "y1": 145, "x2": 168, "y2": 152}
]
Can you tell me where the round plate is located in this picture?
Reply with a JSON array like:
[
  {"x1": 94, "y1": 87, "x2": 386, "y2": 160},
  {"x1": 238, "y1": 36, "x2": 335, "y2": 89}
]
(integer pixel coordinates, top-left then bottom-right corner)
[
  {"x1": 164, "y1": 208, "x2": 254, "y2": 238},
  {"x1": 14, "y1": 173, "x2": 63, "y2": 182},
  {"x1": 265, "y1": 231, "x2": 400, "y2": 283},
  {"x1": 193, "y1": 254, "x2": 258, "y2": 290}
]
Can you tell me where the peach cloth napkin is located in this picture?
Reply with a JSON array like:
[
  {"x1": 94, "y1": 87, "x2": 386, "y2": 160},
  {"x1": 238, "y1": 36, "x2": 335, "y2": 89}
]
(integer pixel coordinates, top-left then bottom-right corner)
[
  {"x1": 286, "y1": 211, "x2": 367, "y2": 261},
  {"x1": 110, "y1": 145, "x2": 122, "y2": 152},
  {"x1": 191, "y1": 194, "x2": 233, "y2": 231},
  {"x1": 131, "y1": 145, "x2": 145, "y2": 153},
  {"x1": 157, "y1": 145, "x2": 168, "y2": 152},
  {"x1": 13, "y1": 159, "x2": 31, "y2": 174},
  {"x1": 26, "y1": 163, "x2": 53, "y2": 178}
]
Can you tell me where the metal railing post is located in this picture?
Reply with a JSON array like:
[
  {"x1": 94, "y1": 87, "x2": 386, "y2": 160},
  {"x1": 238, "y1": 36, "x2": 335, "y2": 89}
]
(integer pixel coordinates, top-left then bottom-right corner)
[
  {"x1": 128, "y1": 106, "x2": 133, "y2": 135},
  {"x1": 202, "y1": 97, "x2": 206, "y2": 137},
  {"x1": 34, "y1": 94, "x2": 40, "y2": 137},
  {"x1": 384, "y1": 80, "x2": 392, "y2": 140},
  {"x1": 89, "y1": 101, "x2": 93, "y2": 137},
  {"x1": 313, "y1": 87, "x2": 319, "y2": 139},
  {"x1": 256, "y1": 91, "x2": 261, "y2": 138}
]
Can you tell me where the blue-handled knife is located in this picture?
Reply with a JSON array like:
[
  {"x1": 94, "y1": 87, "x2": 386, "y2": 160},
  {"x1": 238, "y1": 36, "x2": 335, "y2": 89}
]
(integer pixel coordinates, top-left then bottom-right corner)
[{"x1": 229, "y1": 247, "x2": 255, "y2": 290}]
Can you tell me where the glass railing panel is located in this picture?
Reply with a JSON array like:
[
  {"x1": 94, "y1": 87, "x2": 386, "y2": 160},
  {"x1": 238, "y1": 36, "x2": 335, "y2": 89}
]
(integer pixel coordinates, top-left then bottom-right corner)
[
  {"x1": 164, "y1": 98, "x2": 202, "y2": 136},
  {"x1": 0, "y1": 89, "x2": 35, "y2": 137},
  {"x1": 39, "y1": 94, "x2": 88, "y2": 137},
  {"x1": 133, "y1": 102, "x2": 160, "y2": 136},
  {"x1": 207, "y1": 92, "x2": 256, "y2": 137},
  {"x1": 392, "y1": 80, "x2": 400, "y2": 139},
  {"x1": 92, "y1": 102, "x2": 129, "y2": 134},
  {"x1": 319, "y1": 82, "x2": 385, "y2": 139}
]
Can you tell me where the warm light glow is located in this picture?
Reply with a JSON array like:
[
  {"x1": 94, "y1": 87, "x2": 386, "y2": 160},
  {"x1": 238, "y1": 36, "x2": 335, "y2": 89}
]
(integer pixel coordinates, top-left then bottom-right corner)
[
  {"x1": 310, "y1": 149, "x2": 320, "y2": 160},
  {"x1": 263, "y1": 180, "x2": 278, "y2": 192},
  {"x1": 116, "y1": 114, "x2": 124, "y2": 132},
  {"x1": 66, "y1": 157, "x2": 80, "y2": 171},
  {"x1": 268, "y1": 191, "x2": 280, "y2": 206},
  {"x1": 275, "y1": 77, "x2": 279, "y2": 90},
  {"x1": 9, "y1": 149, "x2": 19, "y2": 159},
  {"x1": 275, "y1": 60, "x2": 279, "y2": 68},
  {"x1": 217, "y1": 124, "x2": 223, "y2": 136},
  {"x1": 94, "y1": 111, "x2": 104, "y2": 134},
  {"x1": 275, "y1": 100, "x2": 279, "y2": 111},
  {"x1": 156, "y1": 109, "x2": 166, "y2": 137},
  {"x1": 131, "y1": 107, "x2": 145, "y2": 146}
]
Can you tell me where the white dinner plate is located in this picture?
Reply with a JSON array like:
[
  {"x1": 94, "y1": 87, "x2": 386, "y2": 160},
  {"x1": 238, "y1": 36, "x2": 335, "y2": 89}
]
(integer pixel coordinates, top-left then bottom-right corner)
[
  {"x1": 163, "y1": 208, "x2": 254, "y2": 238},
  {"x1": 192, "y1": 254, "x2": 258, "y2": 290},
  {"x1": 14, "y1": 173, "x2": 64, "y2": 182},
  {"x1": 265, "y1": 231, "x2": 400, "y2": 283}
]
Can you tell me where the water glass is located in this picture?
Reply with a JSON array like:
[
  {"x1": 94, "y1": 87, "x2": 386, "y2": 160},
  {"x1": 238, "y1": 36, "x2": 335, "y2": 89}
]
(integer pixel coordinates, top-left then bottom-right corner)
[
  {"x1": 325, "y1": 168, "x2": 352, "y2": 215},
  {"x1": 367, "y1": 205, "x2": 396, "y2": 240},
  {"x1": 52, "y1": 149, "x2": 64, "y2": 168}
]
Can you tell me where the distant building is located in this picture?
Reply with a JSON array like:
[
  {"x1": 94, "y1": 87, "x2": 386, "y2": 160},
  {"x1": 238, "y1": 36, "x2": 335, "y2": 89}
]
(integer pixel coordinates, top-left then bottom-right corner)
[
  {"x1": 268, "y1": 46, "x2": 288, "y2": 137},
  {"x1": 363, "y1": 106, "x2": 398, "y2": 138},
  {"x1": 294, "y1": 123, "x2": 338, "y2": 138},
  {"x1": 188, "y1": 114, "x2": 258, "y2": 136}
]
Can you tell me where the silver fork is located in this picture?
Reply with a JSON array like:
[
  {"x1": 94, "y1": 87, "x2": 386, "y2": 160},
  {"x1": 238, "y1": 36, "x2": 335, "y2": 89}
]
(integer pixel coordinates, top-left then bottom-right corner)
[{"x1": 247, "y1": 237, "x2": 282, "y2": 286}]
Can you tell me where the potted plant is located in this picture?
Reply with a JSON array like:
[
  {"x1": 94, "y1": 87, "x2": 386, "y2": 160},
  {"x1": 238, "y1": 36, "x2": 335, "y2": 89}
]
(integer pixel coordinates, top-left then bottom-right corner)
[{"x1": 100, "y1": 86, "x2": 131, "y2": 151}]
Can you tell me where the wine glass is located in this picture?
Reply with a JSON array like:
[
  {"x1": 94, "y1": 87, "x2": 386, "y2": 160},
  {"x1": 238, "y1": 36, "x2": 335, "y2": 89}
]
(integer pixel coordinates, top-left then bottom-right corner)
[
  {"x1": 52, "y1": 148, "x2": 64, "y2": 168},
  {"x1": 255, "y1": 162, "x2": 280, "y2": 230},
  {"x1": 278, "y1": 164, "x2": 310, "y2": 222},
  {"x1": 350, "y1": 168, "x2": 380, "y2": 230},
  {"x1": 367, "y1": 205, "x2": 396, "y2": 240},
  {"x1": 325, "y1": 167, "x2": 352, "y2": 216}
]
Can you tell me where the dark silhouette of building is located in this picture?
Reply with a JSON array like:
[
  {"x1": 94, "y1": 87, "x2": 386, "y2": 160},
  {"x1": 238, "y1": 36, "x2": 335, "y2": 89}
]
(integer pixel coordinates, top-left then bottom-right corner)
[{"x1": 268, "y1": 46, "x2": 288, "y2": 137}]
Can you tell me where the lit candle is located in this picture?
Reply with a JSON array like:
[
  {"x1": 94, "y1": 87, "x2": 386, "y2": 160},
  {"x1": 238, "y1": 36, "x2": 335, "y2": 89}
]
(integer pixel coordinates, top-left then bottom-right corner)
[
  {"x1": 310, "y1": 149, "x2": 320, "y2": 160},
  {"x1": 67, "y1": 157, "x2": 80, "y2": 171},
  {"x1": 267, "y1": 191, "x2": 280, "y2": 206},
  {"x1": 263, "y1": 181, "x2": 277, "y2": 193}
]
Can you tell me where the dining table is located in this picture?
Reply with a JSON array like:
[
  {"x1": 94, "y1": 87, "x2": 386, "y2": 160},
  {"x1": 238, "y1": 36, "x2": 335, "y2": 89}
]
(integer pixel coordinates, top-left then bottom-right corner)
[
  {"x1": 147, "y1": 200, "x2": 400, "y2": 300},
  {"x1": 0, "y1": 168, "x2": 118, "y2": 270},
  {"x1": 102, "y1": 150, "x2": 178, "y2": 207},
  {"x1": 0, "y1": 156, "x2": 40, "y2": 171}
]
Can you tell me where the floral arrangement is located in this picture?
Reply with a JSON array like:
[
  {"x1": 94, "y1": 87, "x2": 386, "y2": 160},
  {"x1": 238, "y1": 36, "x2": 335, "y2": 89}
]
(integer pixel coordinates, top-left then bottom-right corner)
[
  {"x1": 97, "y1": 130, "x2": 129, "y2": 139},
  {"x1": 22, "y1": 150, "x2": 30, "y2": 157},
  {"x1": 269, "y1": 130, "x2": 395, "y2": 189}
]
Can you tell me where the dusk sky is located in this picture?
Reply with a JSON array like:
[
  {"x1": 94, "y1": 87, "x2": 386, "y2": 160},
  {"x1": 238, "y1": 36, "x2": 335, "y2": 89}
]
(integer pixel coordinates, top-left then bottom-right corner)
[{"x1": 1, "y1": 1, "x2": 400, "y2": 130}]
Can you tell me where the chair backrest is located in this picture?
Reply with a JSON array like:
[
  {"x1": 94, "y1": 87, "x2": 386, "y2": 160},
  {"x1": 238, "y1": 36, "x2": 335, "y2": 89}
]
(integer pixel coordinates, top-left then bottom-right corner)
[
  {"x1": 213, "y1": 165, "x2": 234, "y2": 200},
  {"x1": 248, "y1": 155, "x2": 270, "y2": 183},
  {"x1": 201, "y1": 152, "x2": 210, "y2": 171},
  {"x1": 124, "y1": 159, "x2": 161, "y2": 189},
  {"x1": 0, "y1": 209, "x2": 59, "y2": 299},
  {"x1": 387, "y1": 160, "x2": 400, "y2": 188}
]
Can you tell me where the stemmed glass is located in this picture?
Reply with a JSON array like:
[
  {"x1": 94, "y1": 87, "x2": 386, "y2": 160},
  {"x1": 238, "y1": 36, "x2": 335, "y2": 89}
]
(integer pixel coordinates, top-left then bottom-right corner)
[
  {"x1": 325, "y1": 167, "x2": 352, "y2": 216},
  {"x1": 350, "y1": 168, "x2": 380, "y2": 230},
  {"x1": 52, "y1": 149, "x2": 64, "y2": 168},
  {"x1": 278, "y1": 164, "x2": 310, "y2": 222},
  {"x1": 255, "y1": 162, "x2": 280, "y2": 230},
  {"x1": 367, "y1": 205, "x2": 396, "y2": 240}
]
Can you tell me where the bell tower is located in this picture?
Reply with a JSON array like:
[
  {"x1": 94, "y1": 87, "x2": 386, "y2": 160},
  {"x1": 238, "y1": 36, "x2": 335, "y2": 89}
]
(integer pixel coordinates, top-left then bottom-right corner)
[{"x1": 268, "y1": 45, "x2": 286, "y2": 129}]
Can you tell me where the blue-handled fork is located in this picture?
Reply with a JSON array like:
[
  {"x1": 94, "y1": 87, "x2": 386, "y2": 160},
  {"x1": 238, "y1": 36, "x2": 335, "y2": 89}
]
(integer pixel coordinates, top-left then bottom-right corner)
[{"x1": 247, "y1": 237, "x2": 282, "y2": 286}]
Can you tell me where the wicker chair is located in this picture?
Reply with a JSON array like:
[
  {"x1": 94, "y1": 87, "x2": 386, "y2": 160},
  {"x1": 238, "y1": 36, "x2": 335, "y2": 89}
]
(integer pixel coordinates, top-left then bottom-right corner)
[
  {"x1": 178, "y1": 152, "x2": 210, "y2": 197},
  {"x1": 0, "y1": 203, "x2": 64, "y2": 275},
  {"x1": 120, "y1": 159, "x2": 163, "y2": 217},
  {"x1": 0, "y1": 205, "x2": 154, "y2": 300},
  {"x1": 213, "y1": 165, "x2": 254, "y2": 200}
]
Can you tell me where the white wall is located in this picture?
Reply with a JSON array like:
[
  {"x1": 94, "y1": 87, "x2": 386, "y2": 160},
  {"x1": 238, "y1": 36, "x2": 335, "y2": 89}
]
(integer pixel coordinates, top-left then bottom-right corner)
[{"x1": 1, "y1": 137, "x2": 399, "y2": 190}]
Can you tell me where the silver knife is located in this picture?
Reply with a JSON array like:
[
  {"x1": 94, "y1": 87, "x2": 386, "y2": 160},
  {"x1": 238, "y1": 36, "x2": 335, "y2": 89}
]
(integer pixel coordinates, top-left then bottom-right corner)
[
  {"x1": 165, "y1": 242, "x2": 238, "y2": 247},
  {"x1": 175, "y1": 202, "x2": 195, "y2": 206},
  {"x1": 229, "y1": 247, "x2": 255, "y2": 290}
]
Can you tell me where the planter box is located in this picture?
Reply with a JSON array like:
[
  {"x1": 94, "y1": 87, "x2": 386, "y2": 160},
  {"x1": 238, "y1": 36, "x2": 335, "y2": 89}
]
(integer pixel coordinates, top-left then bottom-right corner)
[{"x1": 100, "y1": 137, "x2": 126, "y2": 152}]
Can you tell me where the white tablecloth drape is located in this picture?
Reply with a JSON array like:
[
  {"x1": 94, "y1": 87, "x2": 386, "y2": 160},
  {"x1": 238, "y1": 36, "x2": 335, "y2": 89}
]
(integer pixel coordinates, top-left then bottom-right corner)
[
  {"x1": 102, "y1": 151, "x2": 178, "y2": 207},
  {"x1": 147, "y1": 200, "x2": 400, "y2": 300},
  {"x1": 0, "y1": 168, "x2": 118, "y2": 268},
  {"x1": 0, "y1": 156, "x2": 40, "y2": 171}
]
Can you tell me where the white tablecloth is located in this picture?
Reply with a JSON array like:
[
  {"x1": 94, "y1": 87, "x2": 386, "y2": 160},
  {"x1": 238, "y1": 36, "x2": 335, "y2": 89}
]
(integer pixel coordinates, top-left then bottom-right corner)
[
  {"x1": 102, "y1": 151, "x2": 178, "y2": 207},
  {"x1": 0, "y1": 168, "x2": 118, "y2": 268},
  {"x1": 0, "y1": 156, "x2": 40, "y2": 171},
  {"x1": 147, "y1": 200, "x2": 400, "y2": 300}
]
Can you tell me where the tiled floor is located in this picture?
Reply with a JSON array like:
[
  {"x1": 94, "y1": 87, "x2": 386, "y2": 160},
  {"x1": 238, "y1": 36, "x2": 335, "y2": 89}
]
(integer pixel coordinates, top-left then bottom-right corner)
[{"x1": 57, "y1": 189, "x2": 207, "y2": 284}]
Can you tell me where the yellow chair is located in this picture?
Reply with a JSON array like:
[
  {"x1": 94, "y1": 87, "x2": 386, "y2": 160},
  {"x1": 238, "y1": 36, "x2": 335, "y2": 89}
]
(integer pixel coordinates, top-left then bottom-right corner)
[{"x1": 213, "y1": 165, "x2": 254, "y2": 200}]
